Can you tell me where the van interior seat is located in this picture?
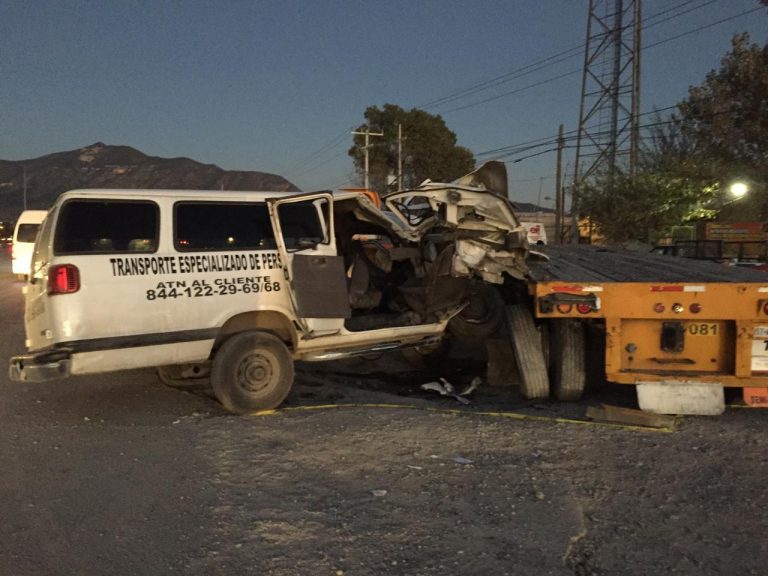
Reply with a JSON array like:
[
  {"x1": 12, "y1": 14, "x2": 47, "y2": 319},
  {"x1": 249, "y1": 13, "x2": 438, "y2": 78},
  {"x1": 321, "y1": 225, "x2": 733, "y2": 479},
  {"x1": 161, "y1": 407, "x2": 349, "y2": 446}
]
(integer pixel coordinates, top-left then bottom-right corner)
[
  {"x1": 128, "y1": 238, "x2": 154, "y2": 252},
  {"x1": 90, "y1": 238, "x2": 114, "y2": 251}
]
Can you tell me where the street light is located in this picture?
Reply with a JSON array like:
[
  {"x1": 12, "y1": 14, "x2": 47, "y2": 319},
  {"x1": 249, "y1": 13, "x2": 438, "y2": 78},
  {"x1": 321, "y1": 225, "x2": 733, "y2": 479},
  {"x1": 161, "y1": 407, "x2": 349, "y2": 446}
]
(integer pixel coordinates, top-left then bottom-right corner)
[{"x1": 729, "y1": 181, "x2": 749, "y2": 199}]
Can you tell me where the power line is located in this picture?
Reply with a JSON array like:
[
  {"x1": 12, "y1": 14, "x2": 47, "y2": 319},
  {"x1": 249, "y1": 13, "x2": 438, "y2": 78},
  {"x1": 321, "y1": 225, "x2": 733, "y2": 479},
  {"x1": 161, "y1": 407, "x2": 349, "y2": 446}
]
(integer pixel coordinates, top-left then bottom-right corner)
[
  {"x1": 645, "y1": 6, "x2": 763, "y2": 50},
  {"x1": 440, "y1": 69, "x2": 582, "y2": 115},
  {"x1": 473, "y1": 4, "x2": 764, "y2": 159},
  {"x1": 419, "y1": 0, "x2": 720, "y2": 115},
  {"x1": 291, "y1": 1, "x2": 758, "y2": 184},
  {"x1": 476, "y1": 105, "x2": 678, "y2": 159},
  {"x1": 282, "y1": 129, "x2": 350, "y2": 179}
]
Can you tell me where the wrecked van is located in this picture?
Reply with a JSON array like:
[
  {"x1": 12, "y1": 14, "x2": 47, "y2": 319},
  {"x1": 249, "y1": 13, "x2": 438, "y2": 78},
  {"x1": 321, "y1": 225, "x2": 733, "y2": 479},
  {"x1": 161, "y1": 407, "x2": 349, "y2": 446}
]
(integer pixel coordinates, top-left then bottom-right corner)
[{"x1": 9, "y1": 162, "x2": 531, "y2": 413}]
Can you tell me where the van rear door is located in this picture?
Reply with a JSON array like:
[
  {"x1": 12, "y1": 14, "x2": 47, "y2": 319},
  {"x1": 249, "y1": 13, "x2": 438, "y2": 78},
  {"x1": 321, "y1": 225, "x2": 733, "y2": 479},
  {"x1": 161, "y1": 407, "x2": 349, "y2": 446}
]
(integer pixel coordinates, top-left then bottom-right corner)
[{"x1": 267, "y1": 193, "x2": 350, "y2": 336}]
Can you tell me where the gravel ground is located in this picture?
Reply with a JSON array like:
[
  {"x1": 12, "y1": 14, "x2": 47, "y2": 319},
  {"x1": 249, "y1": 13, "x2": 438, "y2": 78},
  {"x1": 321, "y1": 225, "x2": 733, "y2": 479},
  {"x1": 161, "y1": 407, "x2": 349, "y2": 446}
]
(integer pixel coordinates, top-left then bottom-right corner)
[{"x1": 2, "y1": 249, "x2": 767, "y2": 575}]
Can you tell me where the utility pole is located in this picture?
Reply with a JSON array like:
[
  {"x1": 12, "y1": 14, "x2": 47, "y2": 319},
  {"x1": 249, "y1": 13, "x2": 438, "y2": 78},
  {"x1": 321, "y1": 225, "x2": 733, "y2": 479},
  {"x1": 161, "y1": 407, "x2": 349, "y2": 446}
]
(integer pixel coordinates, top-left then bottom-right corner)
[
  {"x1": 555, "y1": 124, "x2": 564, "y2": 244},
  {"x1": 537, "y1": 177, "x2": 544, "y2": 211},
  {"x1": 397, "y1": 123, "x2": 404, "y2": 190},
  {"x1": 351, "y1": 127, "x2": 384, "y2": 190}
]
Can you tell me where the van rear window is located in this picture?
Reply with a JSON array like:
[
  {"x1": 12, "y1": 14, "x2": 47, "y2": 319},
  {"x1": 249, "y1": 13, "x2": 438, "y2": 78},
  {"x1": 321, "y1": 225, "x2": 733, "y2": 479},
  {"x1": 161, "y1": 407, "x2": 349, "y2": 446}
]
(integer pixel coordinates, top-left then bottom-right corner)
[
  {"x1": 54, "y1": 200, "x2": 159, "y2": 254},
  {"x1": 16, "y1": 223, "x2": 41, "y2": 243}
]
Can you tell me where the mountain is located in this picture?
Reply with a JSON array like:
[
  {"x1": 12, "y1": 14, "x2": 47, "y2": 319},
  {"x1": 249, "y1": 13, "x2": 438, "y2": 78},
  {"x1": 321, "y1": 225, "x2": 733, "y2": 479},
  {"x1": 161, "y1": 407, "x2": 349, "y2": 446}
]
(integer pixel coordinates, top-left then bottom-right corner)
[{"x1": 0, "y1": 142, "x2": 300, "y2": 220}]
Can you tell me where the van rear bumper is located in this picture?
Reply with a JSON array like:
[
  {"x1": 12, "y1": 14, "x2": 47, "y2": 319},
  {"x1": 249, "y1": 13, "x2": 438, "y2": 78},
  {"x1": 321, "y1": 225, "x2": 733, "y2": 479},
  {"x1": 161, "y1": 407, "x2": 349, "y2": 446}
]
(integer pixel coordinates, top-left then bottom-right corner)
[{"x1": 9, "y1": 349, "x2": 72, "y2": 382}]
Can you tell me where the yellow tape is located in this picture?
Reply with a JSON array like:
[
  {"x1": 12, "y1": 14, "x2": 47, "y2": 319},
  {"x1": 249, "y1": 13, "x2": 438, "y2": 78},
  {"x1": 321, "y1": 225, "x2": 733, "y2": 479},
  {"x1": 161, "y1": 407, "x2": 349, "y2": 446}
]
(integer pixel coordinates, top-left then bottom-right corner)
[{"x1": 251, "y1": 402, "x2": 674, "y2": 432}]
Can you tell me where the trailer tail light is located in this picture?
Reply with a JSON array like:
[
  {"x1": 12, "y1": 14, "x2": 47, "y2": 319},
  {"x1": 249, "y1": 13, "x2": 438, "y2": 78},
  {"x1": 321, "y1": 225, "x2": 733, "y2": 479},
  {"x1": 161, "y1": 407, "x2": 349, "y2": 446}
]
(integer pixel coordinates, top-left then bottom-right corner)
[
  {"x1": 672, "y1": 303, "x2": 684, "y2": 314},
  {"x1": 576, "y1": 303, "x2": 593, "y2": 314},
  {"x1": 48, "y1": 264, "x2": 80, "y2": 295},
  {"x1": 762, "y1": 301, "x2": 768, "y2": 315},
  {"x1": 654, "y1": 303, "x2": 665, "y2": 313},
  {"x1": 556, "y1": 303, "x2": 573, "y2": 314},
  {"x1": 689, "y1": 303, "x2": 702, "y2": 314}
]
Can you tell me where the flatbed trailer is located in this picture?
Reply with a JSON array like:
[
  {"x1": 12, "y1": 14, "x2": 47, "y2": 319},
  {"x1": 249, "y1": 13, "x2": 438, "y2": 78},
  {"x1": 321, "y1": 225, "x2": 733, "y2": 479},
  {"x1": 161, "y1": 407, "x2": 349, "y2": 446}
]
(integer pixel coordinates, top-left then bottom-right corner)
[{"x1": 526, "y1": 245, "x2": 768, "y2": 413}]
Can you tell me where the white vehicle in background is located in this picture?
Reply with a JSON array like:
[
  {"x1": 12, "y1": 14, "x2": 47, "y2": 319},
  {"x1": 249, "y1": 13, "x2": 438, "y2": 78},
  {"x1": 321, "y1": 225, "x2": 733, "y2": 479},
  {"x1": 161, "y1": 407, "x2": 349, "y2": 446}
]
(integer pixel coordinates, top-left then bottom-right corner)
[
  {"x1": 520, "y1": 222, "x2": 548, "y2": 245},
  {"x1": 12, "y1": 210, "x2": 48, "y2": 278}
]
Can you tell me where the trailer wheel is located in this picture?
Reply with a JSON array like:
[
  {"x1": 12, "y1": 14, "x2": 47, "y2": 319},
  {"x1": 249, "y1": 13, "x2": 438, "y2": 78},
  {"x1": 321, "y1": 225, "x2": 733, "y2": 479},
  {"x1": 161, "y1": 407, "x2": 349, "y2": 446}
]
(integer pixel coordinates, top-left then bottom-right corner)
[
  {"x1": 211, "y1": 331, "x2": 294, "y2": 414},
  {"x1": 157, "y1": 362, "x2": 211, "y2": 390},
  {"x1": 448, "y1": 282, "x2": 504, "y2": 341},
  {"x1": 549, "y1": 319, "x2": 586, "y2": 401},
  {"x1": 505, "y1": 305, "x2": 550, "y2": 399}
]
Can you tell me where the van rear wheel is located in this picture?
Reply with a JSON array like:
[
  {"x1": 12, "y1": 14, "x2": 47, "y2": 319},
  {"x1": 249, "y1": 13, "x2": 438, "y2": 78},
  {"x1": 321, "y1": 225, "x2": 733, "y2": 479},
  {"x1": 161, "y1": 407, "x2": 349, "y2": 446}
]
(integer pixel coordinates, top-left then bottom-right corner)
[{"x1": 211, "y1": 331, "x2": 294, "y2": 414}]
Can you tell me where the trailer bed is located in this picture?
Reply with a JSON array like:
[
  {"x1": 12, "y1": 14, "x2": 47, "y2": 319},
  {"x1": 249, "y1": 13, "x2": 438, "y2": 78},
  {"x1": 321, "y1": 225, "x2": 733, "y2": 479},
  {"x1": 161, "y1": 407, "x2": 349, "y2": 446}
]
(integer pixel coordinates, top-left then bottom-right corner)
[{"x1": 528, "y1": 245, "x2": 768, "y2": 284}]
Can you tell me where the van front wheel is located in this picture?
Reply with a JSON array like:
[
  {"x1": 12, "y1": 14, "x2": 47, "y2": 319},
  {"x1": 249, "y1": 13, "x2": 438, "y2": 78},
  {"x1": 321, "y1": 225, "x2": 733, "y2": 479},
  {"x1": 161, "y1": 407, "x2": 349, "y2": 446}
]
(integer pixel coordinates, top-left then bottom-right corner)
[{"x1": 211, "y1": 331, "x2": 294, "y2": 414}]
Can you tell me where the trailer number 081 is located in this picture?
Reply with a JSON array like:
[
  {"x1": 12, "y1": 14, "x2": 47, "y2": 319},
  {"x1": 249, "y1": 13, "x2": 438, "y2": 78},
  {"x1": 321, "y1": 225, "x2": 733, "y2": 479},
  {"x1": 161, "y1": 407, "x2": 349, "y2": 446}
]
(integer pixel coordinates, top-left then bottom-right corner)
[{"x1": 688, "y1": 323, "x2": 718, "y2": 336}]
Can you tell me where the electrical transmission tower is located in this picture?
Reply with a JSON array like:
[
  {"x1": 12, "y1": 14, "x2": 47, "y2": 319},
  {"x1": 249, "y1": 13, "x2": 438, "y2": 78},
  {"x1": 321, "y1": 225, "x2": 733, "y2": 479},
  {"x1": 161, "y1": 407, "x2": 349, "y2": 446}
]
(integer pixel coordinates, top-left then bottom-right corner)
[{"x1": 572, "y1": 0, "x2": 642, "y2": 232}]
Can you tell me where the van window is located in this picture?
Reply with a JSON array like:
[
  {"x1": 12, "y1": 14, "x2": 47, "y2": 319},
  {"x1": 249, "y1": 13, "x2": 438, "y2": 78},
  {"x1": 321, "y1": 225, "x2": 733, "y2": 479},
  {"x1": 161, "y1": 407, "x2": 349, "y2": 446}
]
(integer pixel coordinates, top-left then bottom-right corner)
[
  {"x1": 276, "y1": 199, "x2": 328, "y2": 250},
  {"x1": 175, "y1": 202, "x2": 275, "y2": 251},
  {"x1": 174, "y1": 201, "x2": 326, "y2": 252},
  {"x1": 16, "y1": 223, "x2": 41, "y2": 243},
  {"x1": 53, "y1": 200, "x2": 159, "y2": 254}
]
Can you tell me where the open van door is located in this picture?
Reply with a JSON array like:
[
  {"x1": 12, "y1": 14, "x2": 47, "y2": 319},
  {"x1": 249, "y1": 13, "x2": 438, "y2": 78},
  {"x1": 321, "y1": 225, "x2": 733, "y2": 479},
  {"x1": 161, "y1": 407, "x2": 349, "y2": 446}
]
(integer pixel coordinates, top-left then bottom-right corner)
[{"x1": 267, "y1": 193, "x2": 351, "y2": 337}]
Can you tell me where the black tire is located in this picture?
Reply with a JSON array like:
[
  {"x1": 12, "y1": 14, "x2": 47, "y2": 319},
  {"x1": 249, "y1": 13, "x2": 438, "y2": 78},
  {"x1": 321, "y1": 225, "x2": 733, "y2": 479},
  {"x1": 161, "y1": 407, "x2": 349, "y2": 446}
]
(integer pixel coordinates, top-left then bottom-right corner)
[
  {"x1": 157, "y1": 362, "x2": 211, "y2": 390},
  {"x1": 549, "y1": 319, "x2": 586, "y2": 401},
  {"x1": 505, "y1": 305, "x2": 550, "y2": 399},
  {"x1": 211, "y1": 331, "x2": 294, "y2": 414},
  {"x1": 448, "y1": 282, "x2": 504, "y2": 341}
]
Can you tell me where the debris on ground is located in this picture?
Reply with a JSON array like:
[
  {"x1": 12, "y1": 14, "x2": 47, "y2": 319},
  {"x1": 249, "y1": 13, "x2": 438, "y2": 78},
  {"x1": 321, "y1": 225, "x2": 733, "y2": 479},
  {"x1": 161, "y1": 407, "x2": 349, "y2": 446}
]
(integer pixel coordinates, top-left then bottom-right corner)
[
  {"x1": 420, "y1": 378, "x2": 473, "y2": 404},
  {"x1": 460, "y1": 377, "x2": 482, "y2": 397},
  {"x1": 586, "y1": 404, "x2": 677, "y2": 429},
  {"x1": 453, "y1": 455, "x2": 474, "y2": 465}
]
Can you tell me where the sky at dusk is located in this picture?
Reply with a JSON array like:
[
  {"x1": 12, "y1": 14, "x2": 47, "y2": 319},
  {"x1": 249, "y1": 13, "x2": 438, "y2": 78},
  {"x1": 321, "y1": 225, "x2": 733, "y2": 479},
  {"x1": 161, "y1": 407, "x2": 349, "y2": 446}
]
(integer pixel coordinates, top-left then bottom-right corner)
[{"x1": 2, "y1": 0, "x2": 767, "y2": 206}]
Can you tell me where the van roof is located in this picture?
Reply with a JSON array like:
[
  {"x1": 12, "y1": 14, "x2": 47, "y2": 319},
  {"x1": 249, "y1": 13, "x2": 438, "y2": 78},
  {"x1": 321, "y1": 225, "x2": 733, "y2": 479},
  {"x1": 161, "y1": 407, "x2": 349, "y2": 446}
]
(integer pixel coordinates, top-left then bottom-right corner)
[{"x1": 56, "y1": 188, "x2": 365, "y2": 203}]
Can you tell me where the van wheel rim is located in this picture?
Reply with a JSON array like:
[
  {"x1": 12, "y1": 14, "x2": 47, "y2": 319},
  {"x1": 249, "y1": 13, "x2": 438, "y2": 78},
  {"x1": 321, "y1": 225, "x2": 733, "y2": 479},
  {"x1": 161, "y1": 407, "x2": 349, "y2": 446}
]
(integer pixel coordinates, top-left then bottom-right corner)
[{"x1": 237, "y1": 353, "x2": 275, "y2": 393}]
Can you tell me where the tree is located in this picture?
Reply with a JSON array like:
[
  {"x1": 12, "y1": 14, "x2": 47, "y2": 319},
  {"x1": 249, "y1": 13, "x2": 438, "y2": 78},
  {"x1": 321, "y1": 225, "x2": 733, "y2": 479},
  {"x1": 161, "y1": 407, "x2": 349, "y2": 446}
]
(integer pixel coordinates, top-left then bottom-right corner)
[
  {"x1": 678, "y1": 34, "x2": 768, "y2": 178},
  {"x1": 348, "y1": 104, "x2": 475, "y2": 193}
]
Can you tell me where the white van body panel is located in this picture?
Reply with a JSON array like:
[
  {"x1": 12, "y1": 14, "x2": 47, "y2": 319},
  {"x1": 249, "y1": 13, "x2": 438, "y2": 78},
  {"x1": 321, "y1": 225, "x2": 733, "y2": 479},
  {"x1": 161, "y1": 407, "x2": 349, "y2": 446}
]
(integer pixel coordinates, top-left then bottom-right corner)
[
  {"x1": 70, "y1": 340, "x2": 216, "y2": 374},
  {"x1": 12, "y1": 210, "x2": 48, "y2": 276}
]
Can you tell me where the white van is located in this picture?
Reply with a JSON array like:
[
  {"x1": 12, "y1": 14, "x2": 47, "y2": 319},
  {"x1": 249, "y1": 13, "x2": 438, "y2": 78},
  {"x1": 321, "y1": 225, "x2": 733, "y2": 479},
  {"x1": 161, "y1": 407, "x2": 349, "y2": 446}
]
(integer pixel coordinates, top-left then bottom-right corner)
[
  {"x1": 12, "y1": 210, "x2": 48, "y2": 278},
  {"x1": 9, "y1": 163, "x2": 530, "y2": 413},
  {"x1": 520, "y1": 222, "x2": 548, "y2": 245}
]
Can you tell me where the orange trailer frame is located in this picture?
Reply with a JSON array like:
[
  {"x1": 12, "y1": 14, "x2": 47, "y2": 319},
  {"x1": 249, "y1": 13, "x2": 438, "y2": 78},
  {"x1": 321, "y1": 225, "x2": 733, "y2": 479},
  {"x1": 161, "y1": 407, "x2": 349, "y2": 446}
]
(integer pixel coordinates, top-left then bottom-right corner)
[{"x1": 533, "y1": 280, "x2": 768, "y2": 388}]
